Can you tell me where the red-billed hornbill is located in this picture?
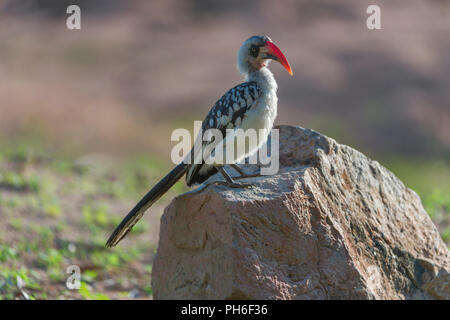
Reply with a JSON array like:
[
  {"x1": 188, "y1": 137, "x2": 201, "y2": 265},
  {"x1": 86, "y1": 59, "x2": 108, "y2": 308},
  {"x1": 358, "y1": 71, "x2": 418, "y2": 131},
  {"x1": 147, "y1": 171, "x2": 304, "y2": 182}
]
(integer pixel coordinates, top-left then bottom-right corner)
[{"x1": 106, "y1": 35, "x2": 292, "y2": 247}]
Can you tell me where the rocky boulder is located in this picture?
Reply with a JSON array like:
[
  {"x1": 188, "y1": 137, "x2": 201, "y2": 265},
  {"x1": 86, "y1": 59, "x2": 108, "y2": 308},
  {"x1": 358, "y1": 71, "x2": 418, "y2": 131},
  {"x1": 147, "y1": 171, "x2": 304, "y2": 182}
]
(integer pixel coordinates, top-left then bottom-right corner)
[{"x1": 152, "y1": 125, "x2": 450, "y2": 299}]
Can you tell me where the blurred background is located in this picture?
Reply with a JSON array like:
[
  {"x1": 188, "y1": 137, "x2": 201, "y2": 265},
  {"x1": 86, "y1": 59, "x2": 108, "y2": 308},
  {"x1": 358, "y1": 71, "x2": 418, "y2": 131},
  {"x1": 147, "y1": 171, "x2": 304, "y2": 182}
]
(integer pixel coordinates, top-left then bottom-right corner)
[{"x1": 0, "y1": 0, "x2": 449, "y2": 299}]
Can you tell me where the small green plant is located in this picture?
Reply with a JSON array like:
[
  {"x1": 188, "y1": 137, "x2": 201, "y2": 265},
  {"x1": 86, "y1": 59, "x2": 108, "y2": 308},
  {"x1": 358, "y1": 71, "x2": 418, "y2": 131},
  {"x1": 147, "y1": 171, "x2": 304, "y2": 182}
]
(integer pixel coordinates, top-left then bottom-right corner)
[
  {"x1": 422, "y1": 189, "x2": 450, "y2": 220},
  {"x1": 81, "y1": 270, "x2": 98, "y2": 283},
  {"x1": 48, "y1": 267, "x2": 64, "y2": 282},
  {"x1": 34, "y1": 227, "x2": 55, "y2": 248},
  {"x1": 78, "y1": 281, "x2": 110, "y2": 300},
  {"x1": 0, "y1": 171, "x2": 40, "y2": 192},
  {"x1": 44, "y1": 202, "x2": 62, "y2": 217},
  {"x1": 91, "y1": 251, "x2": 121, "y2": 270},
  {"x1": 82, "y1": 203, "x2": 112, "y2": 230},
  {"x1": 0, "y1": 245, "x2": 17, "y2": 262},
  {"x1": 441, "y1": 228, "x2": 450, "y2": 244},
  {"x1": 37, "y1": 248, "x2": 63, "y2": 269},
  {"x1": 9, "y1": 218, "x2": 24, "y2": 231},
  {"x1": 144, "y1": 264, "x2": 152, "y2": 274},
  {"x1": 0, "y1": 267, "x2": 41, "y2": 297},
  {"x1": 143, "y1": 284, "x2": 152, "y2": 297}
]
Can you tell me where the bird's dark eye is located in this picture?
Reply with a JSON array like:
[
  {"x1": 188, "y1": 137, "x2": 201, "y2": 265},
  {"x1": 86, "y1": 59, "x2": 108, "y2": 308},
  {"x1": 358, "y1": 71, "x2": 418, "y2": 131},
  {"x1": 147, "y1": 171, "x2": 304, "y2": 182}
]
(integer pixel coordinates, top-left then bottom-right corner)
[{"x1": 250, "y1": 45, "x2": 259, "y2": 57}]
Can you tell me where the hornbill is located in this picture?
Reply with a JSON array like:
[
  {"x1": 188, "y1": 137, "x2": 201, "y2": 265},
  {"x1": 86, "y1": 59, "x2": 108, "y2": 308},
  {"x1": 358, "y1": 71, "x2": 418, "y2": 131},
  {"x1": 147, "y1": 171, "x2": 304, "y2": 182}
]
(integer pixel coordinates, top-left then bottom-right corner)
[{"x1": 106, "y1": 35, "x2": 292, "y2": 247}]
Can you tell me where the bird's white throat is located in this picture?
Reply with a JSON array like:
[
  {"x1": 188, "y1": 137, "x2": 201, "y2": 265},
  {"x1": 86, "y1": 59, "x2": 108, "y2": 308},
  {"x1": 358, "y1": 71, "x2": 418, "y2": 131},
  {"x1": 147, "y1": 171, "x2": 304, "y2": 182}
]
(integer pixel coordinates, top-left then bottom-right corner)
[{"x1": 245, "y1": 67, "x2": 278, "y2": 94}]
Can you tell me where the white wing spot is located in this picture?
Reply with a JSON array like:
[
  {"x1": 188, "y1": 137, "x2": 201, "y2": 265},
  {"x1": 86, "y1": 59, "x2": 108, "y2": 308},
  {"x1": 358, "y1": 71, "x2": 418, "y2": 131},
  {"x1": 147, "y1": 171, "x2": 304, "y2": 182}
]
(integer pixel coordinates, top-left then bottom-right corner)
[{"x1": 219, "y1": 115, "x2": 228, "y2": 126}]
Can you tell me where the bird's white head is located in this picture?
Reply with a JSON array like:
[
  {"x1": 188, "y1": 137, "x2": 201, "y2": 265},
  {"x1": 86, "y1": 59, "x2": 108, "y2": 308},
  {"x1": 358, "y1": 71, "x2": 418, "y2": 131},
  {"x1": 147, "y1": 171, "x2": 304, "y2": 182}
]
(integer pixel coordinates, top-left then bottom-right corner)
[{"x1": 237, "y1": 35, "x2": 293, "y2": 77}]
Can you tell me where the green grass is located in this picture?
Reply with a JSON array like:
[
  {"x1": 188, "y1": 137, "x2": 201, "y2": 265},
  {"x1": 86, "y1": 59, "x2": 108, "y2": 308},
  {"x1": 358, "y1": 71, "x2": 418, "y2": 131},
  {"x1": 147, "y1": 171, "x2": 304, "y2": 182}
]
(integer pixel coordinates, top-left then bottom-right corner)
[
  {"x1": 382, "y1": 157, "x2": 450, "y2": 244},
  {"x1": 382, "y1": 157, "x2": 450, "y2": 196},
  {"x1": 0, "y1": 171, "x2": 40, "y2": 192},
  {"x1": 0, "y1": 146, "x2": 163, "y2": 300},
  {"x1": 82, "y1": 202, "x2": 116, "y2": 230},
  {"x1": 0, "y1": 245, "x2": 18, "y2": 262},
  {"x1": 79, "y1": 281, "x2": 110, "y2": 300},
  {"x1": 0, "y1": 267, "x2": 41, "y2": 300},
  {"x1": 37, "y1": 249, "x2": 64, "y2": 269}
]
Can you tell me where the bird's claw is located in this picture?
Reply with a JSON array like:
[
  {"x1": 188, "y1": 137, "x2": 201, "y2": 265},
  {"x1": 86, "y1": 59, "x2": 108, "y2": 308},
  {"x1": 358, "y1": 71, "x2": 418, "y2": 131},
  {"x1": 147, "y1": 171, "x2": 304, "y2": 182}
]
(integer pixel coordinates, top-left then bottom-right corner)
[
  {"x1": 235, "y1": 173, "x2": 261, "y2": 180},
  {"x1": 212, "y1": 180, "x2": 253, "y2": 189}
]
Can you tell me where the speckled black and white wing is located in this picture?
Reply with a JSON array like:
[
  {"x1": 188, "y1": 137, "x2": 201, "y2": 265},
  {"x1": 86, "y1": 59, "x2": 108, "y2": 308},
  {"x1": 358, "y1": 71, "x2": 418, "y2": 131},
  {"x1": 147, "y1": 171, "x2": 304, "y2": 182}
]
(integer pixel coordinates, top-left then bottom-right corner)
[{"x1": 185, "y1": 81, "x2": 262, "y2": 186}]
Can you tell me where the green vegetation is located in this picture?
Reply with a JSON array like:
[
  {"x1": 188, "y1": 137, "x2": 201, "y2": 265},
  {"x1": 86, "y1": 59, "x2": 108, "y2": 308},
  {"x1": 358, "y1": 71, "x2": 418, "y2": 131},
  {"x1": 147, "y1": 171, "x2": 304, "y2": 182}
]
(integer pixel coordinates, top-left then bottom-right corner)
[
  {"x1": 382, "y1": 157, "x2": 450, "y2": 244},
  {"x1": 0, "y1": 147, "x2": 171, "y2": 300},
  {"x1": 0, "y1": 245, "x2": 17, "y2": 262},
  {"x1": 0, "y1": 171, "x2": 40, "y2": 192}
]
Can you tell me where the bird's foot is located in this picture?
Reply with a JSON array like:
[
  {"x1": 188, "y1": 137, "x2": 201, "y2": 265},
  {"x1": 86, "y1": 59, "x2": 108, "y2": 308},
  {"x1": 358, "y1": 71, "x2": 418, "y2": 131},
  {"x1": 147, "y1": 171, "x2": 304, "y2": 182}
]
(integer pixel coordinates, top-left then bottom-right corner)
[
  {"x1": 229, "y1": 164, "x2": 261, "y2": 180},
  {"x1": 212, "y1": 180, "x2": 253, "y2": 188},
  {"x1": 235, "y1": 173, "x2": 261, "y2": 180}
]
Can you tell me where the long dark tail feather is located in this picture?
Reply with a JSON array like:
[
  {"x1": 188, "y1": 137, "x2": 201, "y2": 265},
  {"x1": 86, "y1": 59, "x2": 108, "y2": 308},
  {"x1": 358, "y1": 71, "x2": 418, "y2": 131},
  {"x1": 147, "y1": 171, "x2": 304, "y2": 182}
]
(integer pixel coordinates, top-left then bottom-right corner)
[{"x1": 106, "y1": 163, "x2": 187, "y2": 247}]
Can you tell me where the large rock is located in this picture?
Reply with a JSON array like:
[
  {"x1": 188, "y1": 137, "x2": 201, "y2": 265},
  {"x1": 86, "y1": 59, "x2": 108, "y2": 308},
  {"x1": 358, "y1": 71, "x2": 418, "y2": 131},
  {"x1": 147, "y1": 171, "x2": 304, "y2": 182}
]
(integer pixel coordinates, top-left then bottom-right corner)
[{"x1": 152, "y1": 125, "x2": 450, "y2": 299}]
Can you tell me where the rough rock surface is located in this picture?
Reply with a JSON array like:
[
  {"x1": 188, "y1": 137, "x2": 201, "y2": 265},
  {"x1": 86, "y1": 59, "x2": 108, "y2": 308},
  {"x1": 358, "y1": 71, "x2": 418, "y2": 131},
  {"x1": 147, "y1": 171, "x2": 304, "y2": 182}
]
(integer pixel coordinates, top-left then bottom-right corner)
[{"x1": 152, "y1": 125, "x2": 450, "y2": 299}]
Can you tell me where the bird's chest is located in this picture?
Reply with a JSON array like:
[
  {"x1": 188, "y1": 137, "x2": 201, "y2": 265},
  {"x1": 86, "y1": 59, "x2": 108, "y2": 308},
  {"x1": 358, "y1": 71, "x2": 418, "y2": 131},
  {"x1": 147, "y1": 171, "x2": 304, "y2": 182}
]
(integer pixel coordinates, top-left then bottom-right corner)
[{"x1": 240, "y1": 91, "x2": 277, "y2": 133}]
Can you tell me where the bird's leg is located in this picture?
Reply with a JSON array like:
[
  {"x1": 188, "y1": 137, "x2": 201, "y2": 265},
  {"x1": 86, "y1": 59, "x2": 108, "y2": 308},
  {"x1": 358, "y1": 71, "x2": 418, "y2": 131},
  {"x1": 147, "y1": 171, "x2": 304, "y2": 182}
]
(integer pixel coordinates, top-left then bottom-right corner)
[
  {"x1": 213, "y1": 166, "x2": 253, "y2": 188},
  {"x1": 230, "y1": 163, "x2": 261, "y2": 180},
  {"x1": 230, "y1": 163, "x2": 246, "y2": 176}
]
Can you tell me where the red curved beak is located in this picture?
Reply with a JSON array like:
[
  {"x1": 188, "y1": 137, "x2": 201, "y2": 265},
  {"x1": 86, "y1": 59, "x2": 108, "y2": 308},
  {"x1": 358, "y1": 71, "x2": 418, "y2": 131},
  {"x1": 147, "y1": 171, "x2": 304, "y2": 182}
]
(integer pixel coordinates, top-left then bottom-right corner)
[{"x1": 264, "y1": 41, "x2": 293, "y2": 76}]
